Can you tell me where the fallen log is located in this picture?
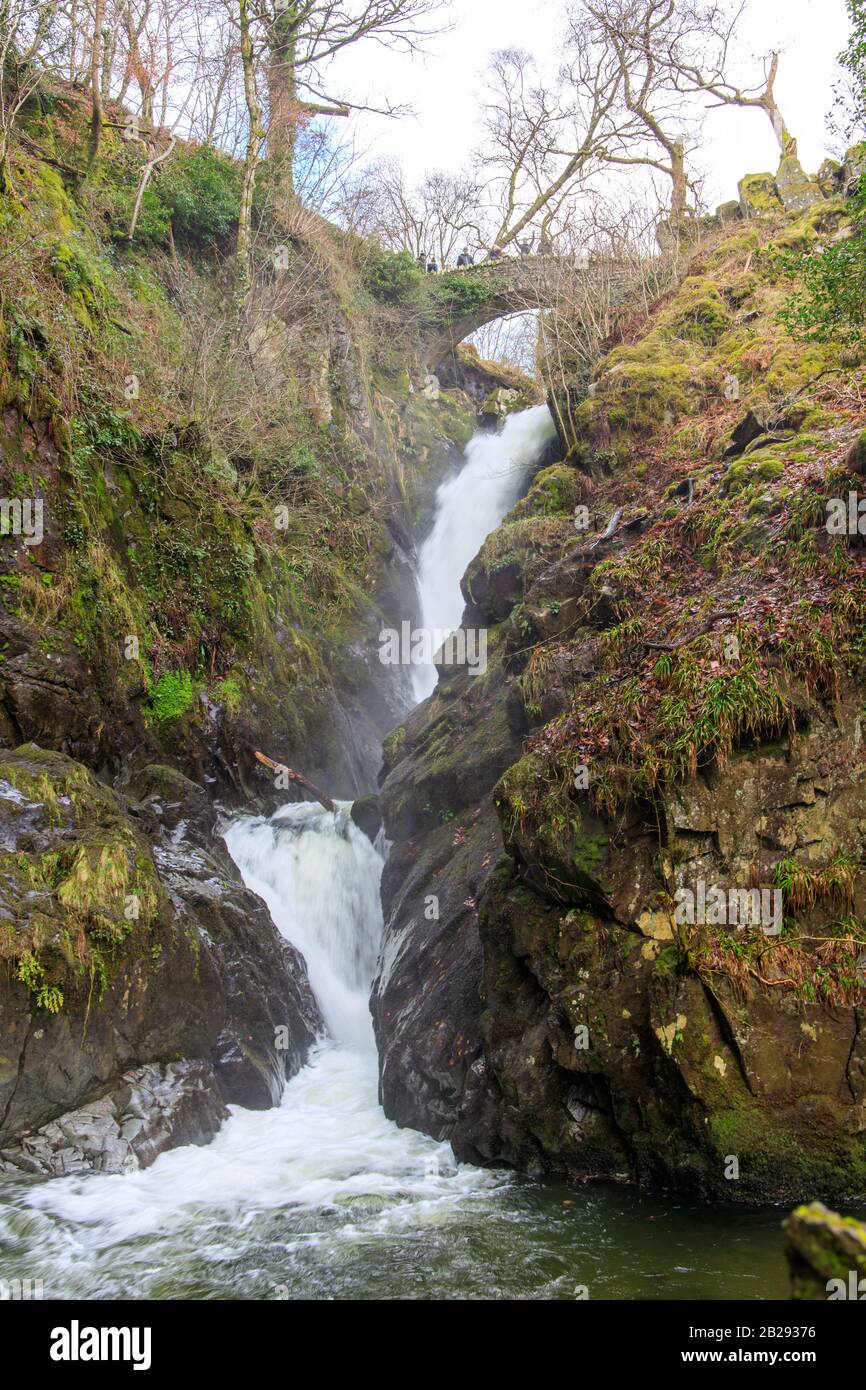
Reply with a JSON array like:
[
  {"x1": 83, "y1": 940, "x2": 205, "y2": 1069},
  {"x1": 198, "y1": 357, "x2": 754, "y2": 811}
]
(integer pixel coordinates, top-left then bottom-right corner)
[{"x1": 254, "y1": 752, "x2": 337, "y2": 812}]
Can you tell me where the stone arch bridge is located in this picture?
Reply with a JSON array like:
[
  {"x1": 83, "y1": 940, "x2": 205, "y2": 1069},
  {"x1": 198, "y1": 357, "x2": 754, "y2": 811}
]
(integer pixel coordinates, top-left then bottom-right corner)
[{"x1": 416, "y1": 254, "x2": 633, "y2": 373}]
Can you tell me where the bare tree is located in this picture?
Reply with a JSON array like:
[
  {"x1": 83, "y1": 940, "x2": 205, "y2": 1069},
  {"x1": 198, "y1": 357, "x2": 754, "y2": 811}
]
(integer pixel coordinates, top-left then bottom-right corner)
[
  {"x1": 578, "y1": 1, "x2": 706, "y2": 229},
  {"x1": 260, "y1": 0, "x2": 448, "y2": 203},
  {"x1": 478, "y1": 41, "x2": 642, "y2": 253},
  {"x1": 532, "y1": 194, "x2": 678, "y2": 449},
  {"x1": 350, "y1": 159, "x2": 485, "y2": 265},
  {"x1": 578, "y1": 0, "x2": 797, "y2": 236},
  {"x1": 235, "y1": 0, "x2": 264, "y2": 300},
  {"x1": 85, "y1": 0, "x2": 106, "y2": 170},
  {"x1": 659, "y1": 6, "x2": 799, "y2": 160}
]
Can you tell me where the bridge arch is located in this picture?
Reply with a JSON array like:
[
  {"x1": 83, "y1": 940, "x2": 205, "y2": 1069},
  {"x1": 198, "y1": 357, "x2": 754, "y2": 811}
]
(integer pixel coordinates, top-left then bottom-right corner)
[
  {"x1": 415, "y1": 254, "x2": 633, "y2": 375},
  {"x1": 418, "y1": 257, "x2": 555, "y2": 373}
]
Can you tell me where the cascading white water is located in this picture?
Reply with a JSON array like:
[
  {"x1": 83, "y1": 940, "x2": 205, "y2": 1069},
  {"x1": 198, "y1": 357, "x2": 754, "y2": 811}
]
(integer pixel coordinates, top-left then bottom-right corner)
[
  {"x1": 0, "y1": 412, "x2": 560, "y2": 1297},
  {"x1": 412, "y1": 403, "x2": 557, "y2": 700},
  {"x1": 0, "y1": 800, "x2": 508, "y2": 1299},
  {"x1": 224, "y1": 803, "x2": 384, "y2": 1050}
]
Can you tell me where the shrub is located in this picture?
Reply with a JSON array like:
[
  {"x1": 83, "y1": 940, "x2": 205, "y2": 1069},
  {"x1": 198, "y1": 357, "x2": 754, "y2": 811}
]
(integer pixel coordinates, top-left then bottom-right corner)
[
  {"x1": 156, "y1": 146, "x2": 242, "y2": 247},
  {"x1": 362, "y1": 245, "x2": 425, "y2": 306},
  {"x1": 428, "y1": 271, "x2": 499, "y2": 320},
  {"x1": 781, "y1": 180, "x2": 866, "y2": 343}
]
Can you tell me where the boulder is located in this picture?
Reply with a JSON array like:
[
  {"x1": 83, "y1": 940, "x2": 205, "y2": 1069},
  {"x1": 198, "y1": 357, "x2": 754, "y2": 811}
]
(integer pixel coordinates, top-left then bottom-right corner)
[
  {"x1": 739, "y1": 175, "x2": 783, "y2": 218},
  {"x1": 0, "y1": 1061, "x2": 228, "y2": 1176},
  {"x1": 738, "y1": 172, "x2": 783, "y2": 218},
  {"x1": 785, "y1": 1203, "x2": 866, "y2": 1300},
  {"x1": 817, "y1": 158, "x2": 843, "y2": 197},
  {"x1": 350, "y1": 793, "x2": 382, "y2": 843},
  {"x1": 725, "y1": 406, "x2": 773, "y2": 457},
  {"x1": 775, "y1": 156, "x2": 822, "y2": 213}
]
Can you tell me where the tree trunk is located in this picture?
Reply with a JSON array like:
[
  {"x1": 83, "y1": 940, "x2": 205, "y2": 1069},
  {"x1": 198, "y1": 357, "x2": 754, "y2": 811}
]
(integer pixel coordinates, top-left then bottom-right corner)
[
  {"x1": 235, "y1": 0, "x2": 265, "y2": 309},
  {"x1": 266, "y1": 1, "x2": 300, "y2": 203},
  {"x1": 762, "y1": 53, "x2": 798, "y2": 161},
  {"x1": 670, "y1": 139, "x2": 687, "y2": 223},
  {"x1": 85, "y1": 0, "x2": 105, "y2": 173},
  {"x1": 127, "y1": 135, "x2": 176, "y2": 240}
]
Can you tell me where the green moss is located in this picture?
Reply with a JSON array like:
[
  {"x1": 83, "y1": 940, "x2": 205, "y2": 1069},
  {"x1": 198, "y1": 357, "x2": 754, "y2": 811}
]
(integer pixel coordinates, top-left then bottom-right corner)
[
  {"x1": 146, "y1": 669, "x2": 196, "y2": 723},
  {"x1": 211, "y1": 675, "x2": 243, "y2": 717},
  {"x1": 517, "y1": 465, "x2": 585, "y2": 518},
  {"x1": 0, "y1": 747, "x2": 166, "y2": 1013},
  {"x1": 665, "y1": 276, "x2": 733, "y2": 345},
  {"x1": 738, "y1": 172, "x2": 783, "y2": 215}
]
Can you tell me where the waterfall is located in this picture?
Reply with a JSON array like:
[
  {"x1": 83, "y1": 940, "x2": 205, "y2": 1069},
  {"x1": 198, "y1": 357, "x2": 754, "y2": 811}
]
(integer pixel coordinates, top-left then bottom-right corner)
[
  {"x1": 412, "y1": 403, "x2": 557, "y2": 700},
  {"x1": 224, "y1": 803, "x2": 383, "y2": 1050},
  {"x1": 0, "y1": 800, "x2": 507, "y2": 1299}
]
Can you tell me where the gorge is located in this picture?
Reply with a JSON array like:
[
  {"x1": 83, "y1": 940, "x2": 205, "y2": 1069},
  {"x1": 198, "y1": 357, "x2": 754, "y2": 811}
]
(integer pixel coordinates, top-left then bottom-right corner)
[
  {"x1": 0, "y1": 406, "x2": 805, "y2": 1299},
  {"x1": 2, "y1": 12, "x2": 866, "y2": 1306}
]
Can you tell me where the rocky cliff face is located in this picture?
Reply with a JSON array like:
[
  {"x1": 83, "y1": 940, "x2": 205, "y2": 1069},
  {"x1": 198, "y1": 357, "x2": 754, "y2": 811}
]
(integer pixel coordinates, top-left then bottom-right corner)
[{"x1": 374, "y1": 194, "x2": 866, "y2": 1204}]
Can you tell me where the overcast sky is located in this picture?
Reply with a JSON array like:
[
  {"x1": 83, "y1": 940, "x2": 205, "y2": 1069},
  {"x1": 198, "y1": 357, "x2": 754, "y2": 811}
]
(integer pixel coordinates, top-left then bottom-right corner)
[{"x1": 328, "y1": 0, "x2": 853, "y2": 210}]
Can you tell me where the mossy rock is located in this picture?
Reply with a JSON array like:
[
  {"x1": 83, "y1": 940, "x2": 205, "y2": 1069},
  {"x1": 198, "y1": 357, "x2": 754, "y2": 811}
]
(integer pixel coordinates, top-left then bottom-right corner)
[
  {"x1": 515, "y1": 464, "x2": 585, "y2": 518},
  {"x1": 495, "y1": 752, "x2": 610, "y2": 906},
  {"x1": 665, "y1": 276, "x2": 733, "y2": 346},
  {"x1": 738, "y1": 172, "x2": 783, "y2": 218},
  {"x1": 785, "y1": 1202, "x2": 866, "y2": 1298},
  {"x1": 0, "y1": 744, "x2": 166, "y2": 1009}
]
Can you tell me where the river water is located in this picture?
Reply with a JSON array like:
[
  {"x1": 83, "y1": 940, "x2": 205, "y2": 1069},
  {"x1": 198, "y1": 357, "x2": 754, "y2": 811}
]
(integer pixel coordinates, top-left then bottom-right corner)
[{"x1": 0, "y1": 408, "x2": 802, "y2": 1301}]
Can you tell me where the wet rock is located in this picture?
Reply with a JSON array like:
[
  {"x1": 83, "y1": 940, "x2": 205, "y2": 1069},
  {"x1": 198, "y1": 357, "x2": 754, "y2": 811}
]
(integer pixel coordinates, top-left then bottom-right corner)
[
  {"x1": 373, "y1": 653, "x2": 523, "y2": 1138},
  {"x1": 479, "y1": 387, "x2": 521, "y2": 427},
  {"x1": 0, "y1": 1061, "x2": 227, "y2": 1175},
  {"x1": 0, "y1": 747, "x2": 321, "y2": 1152},
  {"x1": 374, "y1": 464, "x2": 866, "y2": 1201},
  {"x1": 350, "y1": 794, "x2": 382, "y2": 843}
]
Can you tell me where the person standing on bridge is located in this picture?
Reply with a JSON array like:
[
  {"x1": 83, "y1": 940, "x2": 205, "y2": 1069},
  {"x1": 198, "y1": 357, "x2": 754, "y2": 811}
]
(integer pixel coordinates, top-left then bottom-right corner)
[
  {"x1": 517, "y1": 234, "x2": 535, "y2": 256},
  {"x1": 456, "y1": 247, "x2": 474, "y2": 268},
  {"x1": 488, "y1": 244, "x2": 505, "y2": 261},
  {"x1": 426, "y1": 256, "x2": 439, "y2": 273}
]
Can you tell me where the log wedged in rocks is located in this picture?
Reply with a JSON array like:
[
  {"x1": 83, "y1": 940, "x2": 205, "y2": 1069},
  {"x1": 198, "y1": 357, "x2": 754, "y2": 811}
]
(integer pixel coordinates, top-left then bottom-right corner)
[{"x1": 254, "y1": 751, "x2": 336, "y2": 811}]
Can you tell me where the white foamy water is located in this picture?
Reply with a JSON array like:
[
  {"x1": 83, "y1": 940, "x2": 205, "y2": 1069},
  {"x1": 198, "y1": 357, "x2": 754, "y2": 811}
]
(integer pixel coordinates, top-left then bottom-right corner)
[
  {"x1": 412, "y1": 403, "x2": 556, "y2": 699},
  {"x1": 0, "y1": 802, "x2": 509, "y2": 1300}
]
